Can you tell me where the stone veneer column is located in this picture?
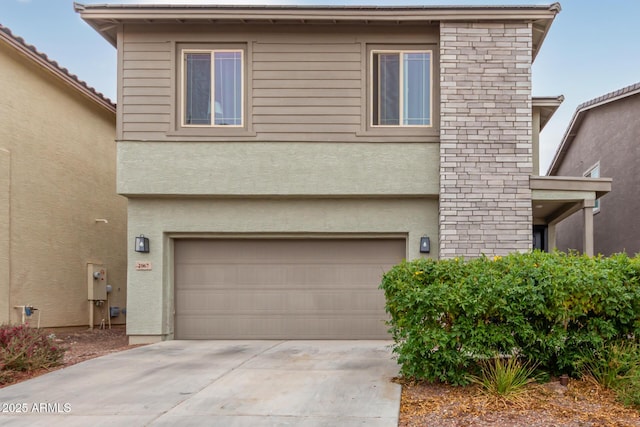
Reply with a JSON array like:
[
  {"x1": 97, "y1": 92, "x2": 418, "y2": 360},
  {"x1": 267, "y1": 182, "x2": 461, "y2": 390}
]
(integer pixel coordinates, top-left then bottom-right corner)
[{"x1": 439, "y1": 22, "x2": 533, "y2": 258}]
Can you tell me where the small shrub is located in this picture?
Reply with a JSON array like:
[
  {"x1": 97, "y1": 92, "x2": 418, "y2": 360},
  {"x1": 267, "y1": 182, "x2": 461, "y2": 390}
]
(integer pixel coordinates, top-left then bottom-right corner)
[
  {"x1": 470, "y1": 356, "x2": 539, "y2": 398},
  {"x1": 0, "y1": 324, "x2": 65, "y2": 379}
]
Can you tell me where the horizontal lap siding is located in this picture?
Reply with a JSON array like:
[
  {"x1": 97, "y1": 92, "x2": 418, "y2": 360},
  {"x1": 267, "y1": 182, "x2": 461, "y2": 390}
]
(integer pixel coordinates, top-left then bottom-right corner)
[
  {"x1": 122, "y1": 40, "x2": 172, "y2": 139},
  {"x1": 119, "y1": 25, "x2": 437, "y2": 141},
  {"x1": 120, "y1": 28, "x2": 365, "y2": 141},
  {"x1": 252, "y1": 42, "x2": 362, "y2": 137}
]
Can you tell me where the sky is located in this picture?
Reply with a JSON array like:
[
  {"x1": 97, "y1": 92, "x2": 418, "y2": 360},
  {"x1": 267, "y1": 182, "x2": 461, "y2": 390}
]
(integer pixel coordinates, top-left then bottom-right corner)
[{"x1": 1, "y1": 0, "x2": 639, "y2": 174}]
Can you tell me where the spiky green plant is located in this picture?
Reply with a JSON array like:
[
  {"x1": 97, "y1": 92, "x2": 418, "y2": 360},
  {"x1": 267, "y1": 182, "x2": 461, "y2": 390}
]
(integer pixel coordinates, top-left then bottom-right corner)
[
  {"x1": 577, "y1": 341, "x2": 640, "y2": 408},
  {"x1": 577, "y1": 341, "x2": 640, "y2": 389},
  {"x1": 470, "y1": 356, "x2": 539, "y2": 398}
]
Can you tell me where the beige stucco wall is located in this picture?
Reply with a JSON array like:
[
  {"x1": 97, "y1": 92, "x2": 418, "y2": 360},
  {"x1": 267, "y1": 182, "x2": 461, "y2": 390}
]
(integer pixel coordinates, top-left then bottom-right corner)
[
  {"x1": 117, "y1": 142, "x2": 440, "y2": 197},
  {"x1": 0, "y1": 42, "x2": 127, "y2": 327},
  {"x1": 0, "y1": 149, "x2": 9, "y2": 323},
  {"x1": 126, "y1": 197, "x2": 438, "y2": 340}
]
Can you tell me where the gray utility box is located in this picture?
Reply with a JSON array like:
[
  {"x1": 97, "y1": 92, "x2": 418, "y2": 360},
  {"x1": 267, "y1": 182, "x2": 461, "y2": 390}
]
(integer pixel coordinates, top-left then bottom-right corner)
[{"x1": 87, "y1": 263, "x2": 107, "y2": 301}]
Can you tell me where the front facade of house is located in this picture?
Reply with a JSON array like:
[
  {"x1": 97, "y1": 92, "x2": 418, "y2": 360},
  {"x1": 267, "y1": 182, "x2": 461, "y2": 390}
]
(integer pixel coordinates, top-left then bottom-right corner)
[
  {"x1": 0, "y1": 25, "x2": 127, "y2": 327},
  {"x1": 79, "y1": 3, "x2": 608, "y2": 343},
  {"x1": 548, "y1": 83, "x2": 640, "y2": 256}
]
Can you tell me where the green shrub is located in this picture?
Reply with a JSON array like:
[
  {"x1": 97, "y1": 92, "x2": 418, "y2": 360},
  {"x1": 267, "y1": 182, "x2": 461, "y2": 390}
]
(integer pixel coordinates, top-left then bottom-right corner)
[
  {"x1": 381, "y1": 251, "x2": 640, "y2": 385},
  {"x1": 470, "y1": 356, "x2": 539, "y2": 398},
  {"x1": 0, "y1": 324, "x2": 65, "y2": 380}
]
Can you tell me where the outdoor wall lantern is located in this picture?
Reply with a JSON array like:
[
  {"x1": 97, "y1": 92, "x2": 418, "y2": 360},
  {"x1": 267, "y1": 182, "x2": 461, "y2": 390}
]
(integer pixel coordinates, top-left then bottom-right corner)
[
  {"x1": 420, "y1": 236, "x2": 430, "y2": 254},
  {"x1": 135, "y1": 235, "x2": 150, "y2": 253}
]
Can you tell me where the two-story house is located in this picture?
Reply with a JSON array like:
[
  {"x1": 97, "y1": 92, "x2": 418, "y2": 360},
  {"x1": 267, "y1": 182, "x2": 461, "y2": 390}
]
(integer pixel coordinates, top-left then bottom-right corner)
[{"x1": 77, "y1": 3, "x2": 610, "y2": 343}]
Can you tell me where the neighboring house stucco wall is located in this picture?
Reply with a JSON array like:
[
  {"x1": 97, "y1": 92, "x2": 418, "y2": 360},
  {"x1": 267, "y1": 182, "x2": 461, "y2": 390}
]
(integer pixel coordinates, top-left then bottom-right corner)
[
  {"x1": 554, "y1": 93, "x2": 640, "y2": 256},
  {"x1": 0, "y1": 41, "x2": 127, "y2": 327},
  {"x1": 126, "y1": 198, "x2": 438, "y2": 339},
  {"x1": 0, "y1": 149, "x2": 9, "y2": 324},
  {"x1": 439, "y1": 22, "x2": 533, "y2": 258}
]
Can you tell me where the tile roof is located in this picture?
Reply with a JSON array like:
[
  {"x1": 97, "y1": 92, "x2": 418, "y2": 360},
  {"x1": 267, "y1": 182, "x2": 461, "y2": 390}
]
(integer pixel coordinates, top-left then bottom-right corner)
[
  {"x1": 576, "y1": 81, "x2": 640, "y2": 111},
  {"x1": 0, "y1": 23, "x2": 115, "y2": 112}
]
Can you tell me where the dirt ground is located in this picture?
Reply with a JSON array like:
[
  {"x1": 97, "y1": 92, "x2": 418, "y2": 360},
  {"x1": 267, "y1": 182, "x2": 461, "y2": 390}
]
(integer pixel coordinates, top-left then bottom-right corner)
[
  {"x1": 3, "y1": 328, "x2": 640, "y2": 425},
  {"x1": 51, "y1": 325, "x2": 135, "y2": 366}
]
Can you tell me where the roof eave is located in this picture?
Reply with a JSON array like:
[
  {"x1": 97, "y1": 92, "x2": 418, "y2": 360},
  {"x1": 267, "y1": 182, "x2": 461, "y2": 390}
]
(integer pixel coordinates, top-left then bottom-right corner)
[
  {"x1": 533, "y1": 95, "x2": 564, "y2": 131},
  {"x1": 0, "y1": 23, "x2": 115, "y2": 114},
  {"x1": 75, "y1": 2, "x2": 561, "y2": 56},
  {"x1": 531, "y1": 4, "x2": 560, "y2": 61}
]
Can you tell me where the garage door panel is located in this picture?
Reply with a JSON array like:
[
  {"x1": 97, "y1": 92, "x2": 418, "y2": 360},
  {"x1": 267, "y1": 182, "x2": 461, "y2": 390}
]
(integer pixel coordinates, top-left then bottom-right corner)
[
  {"x1": 177, "y1": 264, "x2": 388, "y2": 289},
  {"x1": 174, "y1": 264, "x2": 231, "y2": 285},
  {"x1": 174, "y1": 238, "x2": 405, "y2": 339},
  {"x1": 175, "y1": 289, "x2": 385, "y2": 313},
  {"x1": 176, "y1": 315, "x2": 389, "y2": 340}
]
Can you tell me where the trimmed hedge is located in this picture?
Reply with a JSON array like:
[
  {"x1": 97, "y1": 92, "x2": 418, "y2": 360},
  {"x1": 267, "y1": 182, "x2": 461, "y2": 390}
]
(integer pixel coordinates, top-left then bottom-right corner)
[{"x1": 380, "y1": 251, "x2": 640, "y2": 385}]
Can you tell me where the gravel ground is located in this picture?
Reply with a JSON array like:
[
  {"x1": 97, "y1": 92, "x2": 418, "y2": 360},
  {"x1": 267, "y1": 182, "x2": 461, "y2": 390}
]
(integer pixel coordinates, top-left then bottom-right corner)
[{"x1": 399, "y1": 378, "x2": 640, "y2": 426}]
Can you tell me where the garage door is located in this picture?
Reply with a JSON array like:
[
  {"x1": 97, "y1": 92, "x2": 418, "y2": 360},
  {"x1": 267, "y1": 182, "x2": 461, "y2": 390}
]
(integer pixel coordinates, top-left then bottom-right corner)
[{"x1": 174, "y1": 238, "x2": 405, "y2": 339}]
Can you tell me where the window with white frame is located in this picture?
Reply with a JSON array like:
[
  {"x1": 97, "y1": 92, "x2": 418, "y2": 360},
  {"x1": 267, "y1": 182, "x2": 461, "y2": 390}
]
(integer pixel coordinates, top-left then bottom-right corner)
[
  {"x1": 371, "y1": 50, "x2": 432, "y2": 127},
  {"x1": 585, "y1": 162, "x2": 601, "y2": 213},
  {"x1": 182, "y1": 49, "x2": 243, "y2": 127}
]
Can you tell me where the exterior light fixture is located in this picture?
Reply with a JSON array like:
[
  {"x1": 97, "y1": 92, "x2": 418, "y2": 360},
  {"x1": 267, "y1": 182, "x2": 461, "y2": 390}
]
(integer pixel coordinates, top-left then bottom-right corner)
[
  {"x1": 420, "y1": 236, "x2": 430, "y2": 254},
  {"x1": 135, "y1": 235, "x2": 150, "y2": 253}
]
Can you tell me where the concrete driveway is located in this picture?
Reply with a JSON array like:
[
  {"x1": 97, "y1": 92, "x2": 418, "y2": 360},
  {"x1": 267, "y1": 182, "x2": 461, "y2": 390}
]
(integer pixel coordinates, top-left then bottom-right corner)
[{"x1": 0, "y1": 340, "x2": 400, "y2": 426}]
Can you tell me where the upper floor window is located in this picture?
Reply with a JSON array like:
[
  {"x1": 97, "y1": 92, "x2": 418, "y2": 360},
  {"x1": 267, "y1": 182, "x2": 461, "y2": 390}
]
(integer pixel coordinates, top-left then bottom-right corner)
[
  {"x1": 585, "y1": 162, "x2": 601, "y2": 213},
  {"x1": 371, "y1": 50, "x2": 432, "y2": 127},
  {"x1": 182, "y1": 49, "x2": 243, "y2": 127}
]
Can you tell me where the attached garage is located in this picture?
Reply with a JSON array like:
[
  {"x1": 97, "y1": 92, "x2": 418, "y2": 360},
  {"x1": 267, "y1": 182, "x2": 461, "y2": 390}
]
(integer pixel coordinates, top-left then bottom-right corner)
[{"x1": 174, "y1": 238, "x2": 405, "y2": 339}]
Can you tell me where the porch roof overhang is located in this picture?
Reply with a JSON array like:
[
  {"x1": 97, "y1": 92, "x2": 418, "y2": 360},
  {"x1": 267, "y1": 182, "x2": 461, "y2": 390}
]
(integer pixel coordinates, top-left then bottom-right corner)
[
  {"x1": 530, "y1": 176, "x2": 612, "y2": 225},
  {"x1": 74, "y1": 2, "x2": 560, "y2": 61},
  {"x1": 533, "y1": 95, "x2": 564, "y2": 131}
]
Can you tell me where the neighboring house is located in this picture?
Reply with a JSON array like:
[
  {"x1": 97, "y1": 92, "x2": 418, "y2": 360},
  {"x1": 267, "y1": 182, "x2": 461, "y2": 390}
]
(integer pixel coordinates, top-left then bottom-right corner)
[
  {"x1": 548, "y1": 82, "x2": 640, "y2": 256},
  {"x1": 77, "y1": 3, "x2": 610, "y2": 343},
  {"x1": 0, "y1": 25, "x2": 127, "y2": 328}
]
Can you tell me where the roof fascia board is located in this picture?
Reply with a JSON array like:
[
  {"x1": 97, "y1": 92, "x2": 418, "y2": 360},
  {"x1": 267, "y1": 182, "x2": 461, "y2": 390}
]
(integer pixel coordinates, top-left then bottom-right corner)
[
  {"x1": 530, "y1": 175, "x2": 612, "y2": 194},
  {"x1": 76, "y1": 6, "x2": 559, "y2": 23},
  {"x1": 0, "y1": 27, "x2": 115, "y2": 114},
  {"x1": 76, "y1": 2, "x2": 560, "y2": 59},
  {"x1": 533, "y1": 95, "x2": 564, "y2": 108}
]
